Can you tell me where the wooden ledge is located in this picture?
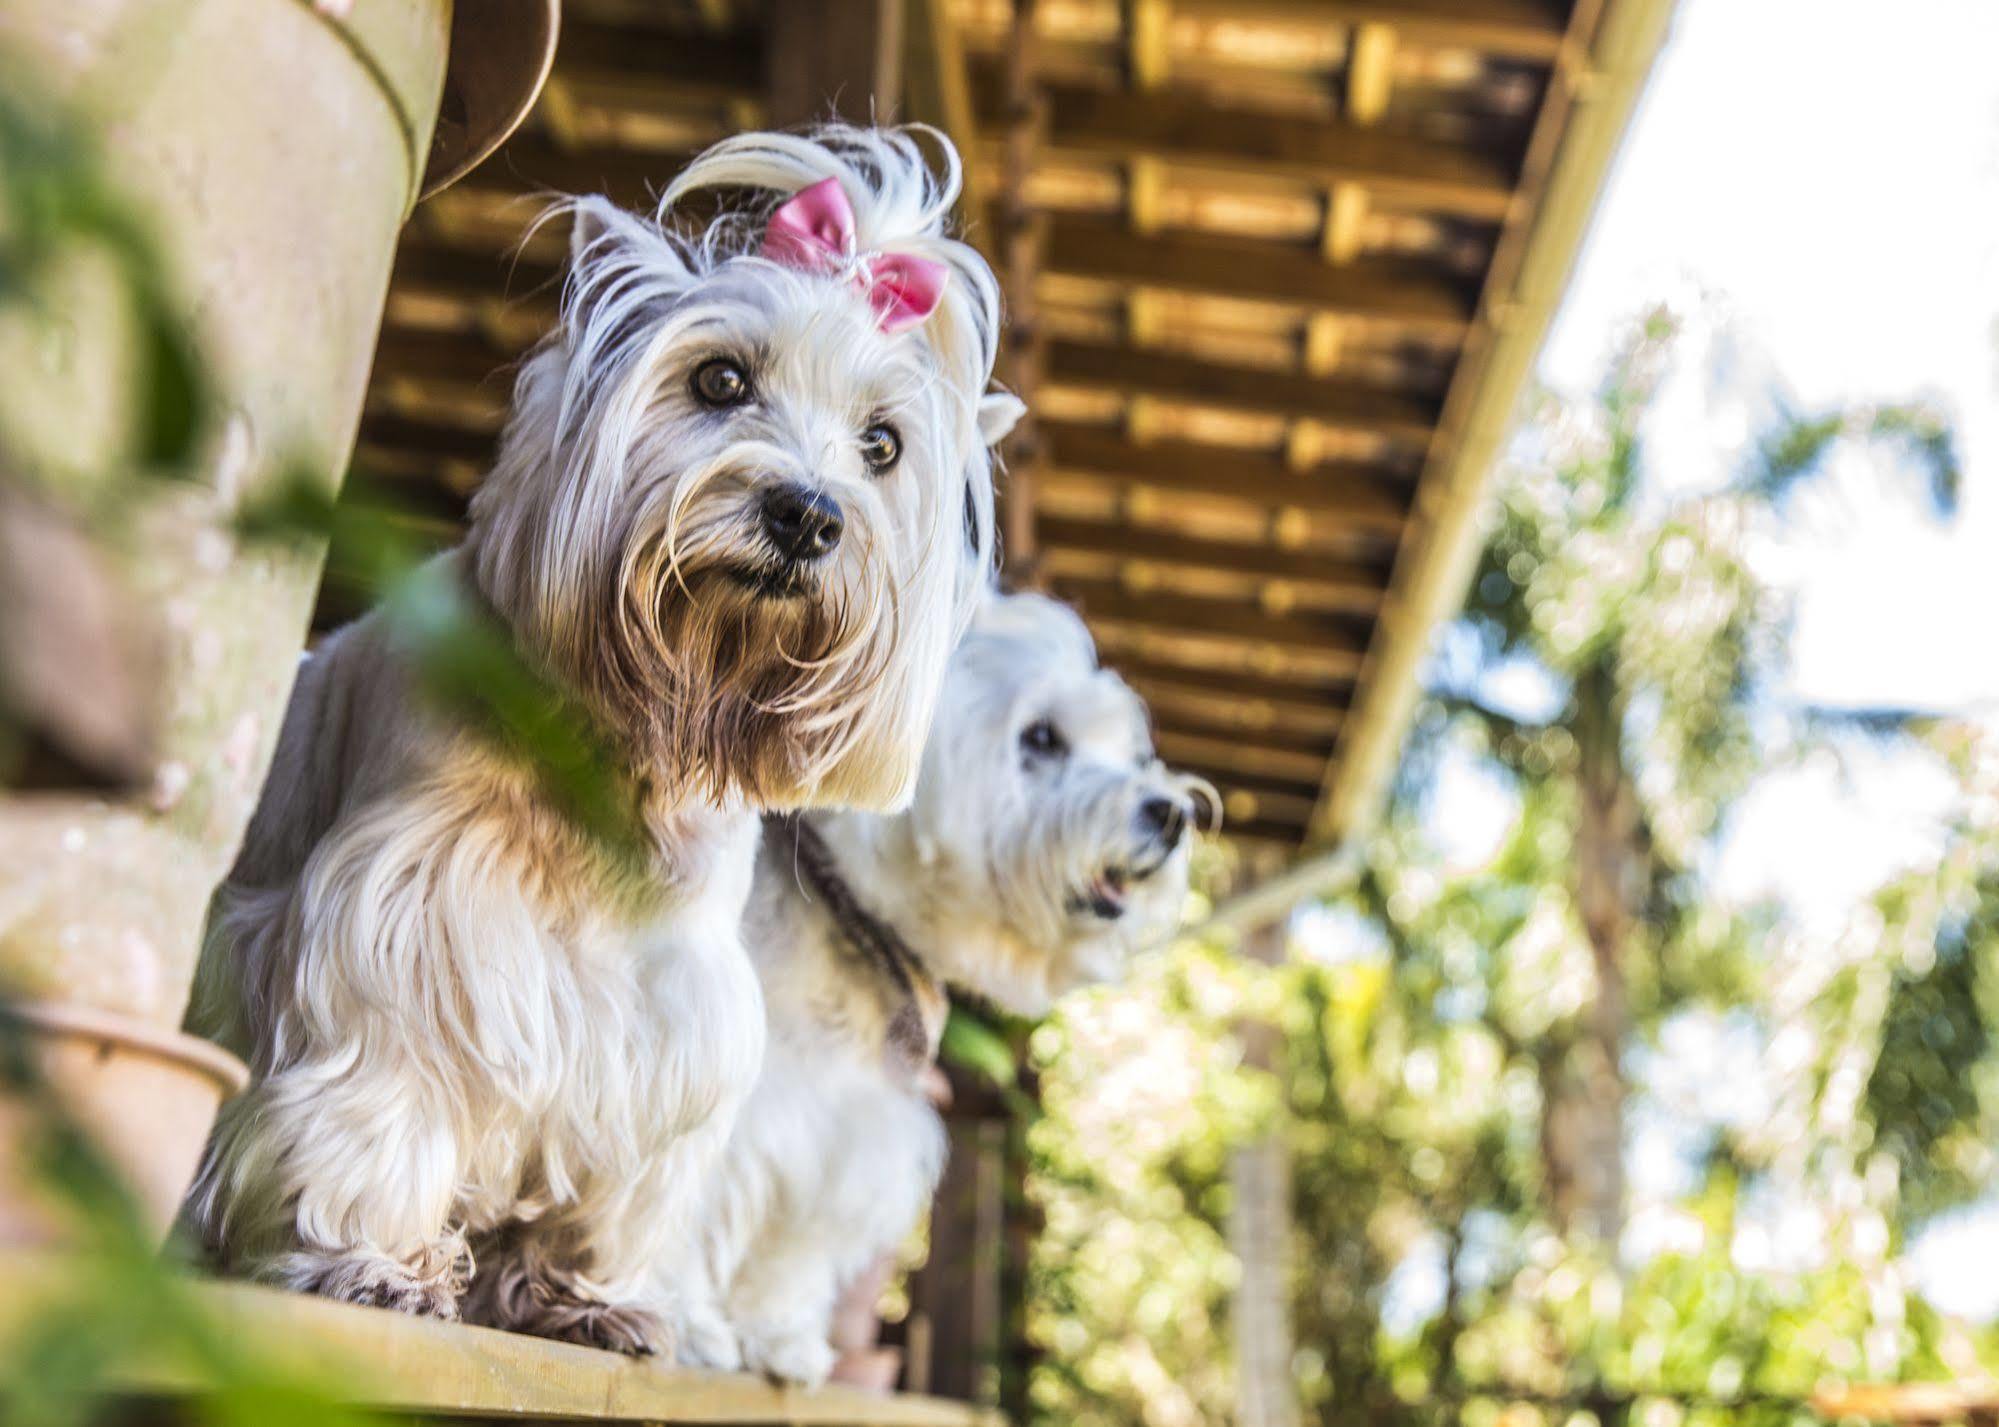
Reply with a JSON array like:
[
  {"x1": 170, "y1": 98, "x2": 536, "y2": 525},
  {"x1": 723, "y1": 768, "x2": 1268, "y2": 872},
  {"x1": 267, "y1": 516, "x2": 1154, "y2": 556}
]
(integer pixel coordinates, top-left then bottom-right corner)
[{"x1": 3, "y1": 1251, "x2": 1002, "y2": 1426}]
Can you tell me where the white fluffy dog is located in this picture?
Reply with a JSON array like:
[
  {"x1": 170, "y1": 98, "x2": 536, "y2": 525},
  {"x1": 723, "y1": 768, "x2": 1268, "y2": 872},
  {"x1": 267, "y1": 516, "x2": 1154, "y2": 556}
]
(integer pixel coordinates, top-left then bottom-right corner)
[
  {"x1": 184, "y1": 126, "x2": 1018, "y2": 1354},
  {"x1": 668, "y1": 591, "x2": 1214, "y2": 1383}
]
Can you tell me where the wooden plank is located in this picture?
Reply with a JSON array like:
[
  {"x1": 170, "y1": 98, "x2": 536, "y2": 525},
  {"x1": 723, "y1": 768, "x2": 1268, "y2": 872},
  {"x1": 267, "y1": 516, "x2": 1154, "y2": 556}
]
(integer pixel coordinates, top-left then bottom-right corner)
[
  {"x1": 906, "y1": 0, "x2": 982, "y2": 207},
  {"x1": 1042, "y1": 338, "x2": 1439, "y2": 439},
  {"x1": 556, "y1": 20, "x2": 763, "y2": 100},
  {"x1": 1155, "y1": 728, "x2": 1329, "y2": 785},
  {"x1": 767, "y1": 0, "x2": 908, "y2": 127},
  {"x1": 1201, "y1": 784, "x2": 1320, "y2": 832},
  {"x1": 1170, "y1": 0, "x2": 1571, "y2": 60},
  {"x1": 360, "y1": 414, "x2": 498, "y2": 467},
  {"x1": 0, "y1": 1251, "x2": 1001, "y2": 1427},
  {"x1": 1136, "y1": 678, "x2": 1345, "y2": 740},
  {"x1": 1043, "y1": 421, "x2": 1412, "y2": 527},
  {"x1": 997, "y1": 0, "x2": 1048, "y2": 585},
  {"x1": 1152, "y1": 710, "x2": 1336, "y2": 759},
  {"x1": 1035, "y1": 515, "x2": 1388, "y2": 603},
  {"x1": 1051, "y1": 574, "x2": 1373, "y2": 661},
  {"x1": 451, "y1": 134, "x2": 698, "y2": 208},
  {"x1": 908, "y1": 1119, "x2": 1007, "y2": 1405},
  {"x1": 1112, "y1": 652, "x2": 1353, "y2": 712},
  {"x1": 1044, "y1": 216, "x2": 1476, "y2": 330},
  {"x1": 1213, "y1": 812, "x2": 1310, "y2": 846},
  {"x1": 1090, "y1": 612, "x2": 1366, "y2": 678},
  {"x1": 1176, "y1": 761, "x2": 1327, "y2": 808},
  {"x1": 1345, "y1": 22, "x2": 1399, "y2": 124},
  {"x1": 971, "y1": 68, "x2": 1518, "y2": 220},
  {"x1": 373, "y1": 325, "x2": 523, "y2": 390}
]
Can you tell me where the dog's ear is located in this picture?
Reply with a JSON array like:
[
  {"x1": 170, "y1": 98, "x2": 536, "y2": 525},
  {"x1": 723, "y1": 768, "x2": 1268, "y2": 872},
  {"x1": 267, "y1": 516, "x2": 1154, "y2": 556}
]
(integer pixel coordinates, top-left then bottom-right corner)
[
  {"x1": 567, "y1": 194, "x2": 654, "y2": 268},
  {"x1": 978, "y1": 391, "x2": 1027, "y2": 448},
  {"x1": 558, "y1": 196, "x2": 690, "y2": 372}
]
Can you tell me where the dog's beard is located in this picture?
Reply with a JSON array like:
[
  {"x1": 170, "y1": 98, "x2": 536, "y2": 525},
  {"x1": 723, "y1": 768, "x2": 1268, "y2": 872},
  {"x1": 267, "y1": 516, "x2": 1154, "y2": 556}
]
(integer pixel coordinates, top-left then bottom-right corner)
[{"x1": 594, "y1": 511, "x2": 936, "y2": 813}]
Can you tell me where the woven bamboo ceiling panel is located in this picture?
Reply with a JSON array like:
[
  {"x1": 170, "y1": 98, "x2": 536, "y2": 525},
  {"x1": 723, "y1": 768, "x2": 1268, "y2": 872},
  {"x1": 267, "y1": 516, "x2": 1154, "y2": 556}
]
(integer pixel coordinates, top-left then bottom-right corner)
[{"x1": 351, "y1": 0, "x2": 1615, "y2": 853}]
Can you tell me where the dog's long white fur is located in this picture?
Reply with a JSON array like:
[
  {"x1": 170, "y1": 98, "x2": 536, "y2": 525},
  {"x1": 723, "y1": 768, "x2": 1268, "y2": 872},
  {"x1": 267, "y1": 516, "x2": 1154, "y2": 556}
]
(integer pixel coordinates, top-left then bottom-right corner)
[
  {"x1": 183, "y1": 126, "x2": 1013, "y2": 1353},
  {"x1": 667, "y1": 592, "x2": 1214, "y2": 1383}
]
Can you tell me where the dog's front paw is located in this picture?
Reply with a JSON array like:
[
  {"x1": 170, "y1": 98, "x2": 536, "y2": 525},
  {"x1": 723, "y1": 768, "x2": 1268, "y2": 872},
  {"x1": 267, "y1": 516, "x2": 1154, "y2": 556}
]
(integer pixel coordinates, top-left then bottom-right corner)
[
  {"x1": 271, "y1": 1243, "x2": 469, "y2": 1320},
  {"x1": 498, "y1": 1290, "x2": 669, "y2": 1356},
  {"x1": 674, "y1": 1302, "x2": 744, "y2": 1372},
  {"x1": 739, "y1": 1323, "x2": 837, "y2": 1388},
  {"x1": 549, "y1": 1299, "x2": 671, "y2": 1357}
]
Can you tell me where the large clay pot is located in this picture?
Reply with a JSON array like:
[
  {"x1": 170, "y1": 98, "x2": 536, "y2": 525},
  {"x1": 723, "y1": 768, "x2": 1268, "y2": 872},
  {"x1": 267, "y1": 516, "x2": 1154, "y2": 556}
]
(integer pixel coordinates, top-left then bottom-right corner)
[{"x1": 0, "y1": 0, "x2": 552, "y2": 1244}]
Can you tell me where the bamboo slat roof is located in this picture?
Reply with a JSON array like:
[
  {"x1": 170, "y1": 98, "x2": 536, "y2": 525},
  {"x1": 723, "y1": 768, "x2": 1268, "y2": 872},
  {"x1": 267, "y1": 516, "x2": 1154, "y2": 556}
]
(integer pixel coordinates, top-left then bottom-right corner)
[{"x1": 349, "y1": 0, "x2": 1668, "y2": 856}]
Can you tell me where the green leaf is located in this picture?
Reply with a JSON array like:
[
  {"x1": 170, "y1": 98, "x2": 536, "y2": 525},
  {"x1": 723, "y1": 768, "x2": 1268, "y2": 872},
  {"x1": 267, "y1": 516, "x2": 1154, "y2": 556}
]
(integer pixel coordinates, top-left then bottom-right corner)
[{"x1": 942, "y1": 1005, "x2": 1018, "y2": 1087}]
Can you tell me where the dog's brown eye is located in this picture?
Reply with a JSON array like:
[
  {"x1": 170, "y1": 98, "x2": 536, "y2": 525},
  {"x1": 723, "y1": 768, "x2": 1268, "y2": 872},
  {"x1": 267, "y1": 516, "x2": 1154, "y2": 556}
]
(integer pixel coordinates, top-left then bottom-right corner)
[
  {"x1": 859, "y1": 422, "x2": 901, "y2": 473},
  {"x1": 693, "y1": 359, "x2": 750, "y2": 407},
  {"x1": 1021, "y1": 718, "x2": 1066, "y2": 759}
]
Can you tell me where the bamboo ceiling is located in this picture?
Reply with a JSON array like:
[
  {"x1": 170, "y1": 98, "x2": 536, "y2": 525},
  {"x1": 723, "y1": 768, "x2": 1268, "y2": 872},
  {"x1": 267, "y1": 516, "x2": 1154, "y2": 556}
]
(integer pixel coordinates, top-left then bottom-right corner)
[{"x1": 350, "y1": 0, "x2": 1649, "y2": 855}]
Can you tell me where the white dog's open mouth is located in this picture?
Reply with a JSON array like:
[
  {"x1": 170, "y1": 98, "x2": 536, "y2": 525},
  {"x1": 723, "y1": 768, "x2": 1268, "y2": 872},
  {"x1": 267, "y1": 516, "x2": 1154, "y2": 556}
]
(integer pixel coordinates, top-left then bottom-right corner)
[
  {"x1": 1071, "y1": 866, "x2": 1128, "y2": 919},
  {"x1": 1071, "y1": 847, "x2": 1179, "y2": 919}
]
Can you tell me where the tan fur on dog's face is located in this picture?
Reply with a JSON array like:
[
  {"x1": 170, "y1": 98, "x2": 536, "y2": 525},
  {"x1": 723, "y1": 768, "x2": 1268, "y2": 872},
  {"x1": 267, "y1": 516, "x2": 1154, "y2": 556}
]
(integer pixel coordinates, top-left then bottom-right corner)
[{"x1": 469, "y1": 132, "x2": 1015, "y2": 814}]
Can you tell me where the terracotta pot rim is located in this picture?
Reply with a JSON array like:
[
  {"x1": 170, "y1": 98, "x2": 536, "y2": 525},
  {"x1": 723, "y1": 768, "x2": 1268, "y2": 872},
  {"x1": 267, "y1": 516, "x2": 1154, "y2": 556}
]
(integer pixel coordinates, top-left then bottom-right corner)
[{"x1": 8, "y1": 1001, "x2": 249, "y2": 1099}]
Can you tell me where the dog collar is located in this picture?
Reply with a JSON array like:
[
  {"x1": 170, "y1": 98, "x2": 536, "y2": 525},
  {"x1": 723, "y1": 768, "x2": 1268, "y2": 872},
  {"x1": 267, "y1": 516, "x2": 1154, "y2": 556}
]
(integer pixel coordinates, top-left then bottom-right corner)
[{"x1": 769, "y1": 814, "x2": 948, "y2": 1079}]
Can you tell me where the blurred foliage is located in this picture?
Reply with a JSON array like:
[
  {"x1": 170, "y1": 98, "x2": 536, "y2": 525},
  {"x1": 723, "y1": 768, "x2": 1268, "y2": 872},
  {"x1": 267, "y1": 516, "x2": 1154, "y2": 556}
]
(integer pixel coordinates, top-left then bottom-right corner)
[
  {"x1": 1025, "y1": 309, "x2": 1998, "y2": 1427},
  {"x1": 0, "y1": 73, "x2": 207, "y2": 480},
  {"x1": 241, "y1": 471, "x2": 651, "y2": 868},
  {"x1": 0, "y1": 1009, "x2": 385, "y2": 1426}
]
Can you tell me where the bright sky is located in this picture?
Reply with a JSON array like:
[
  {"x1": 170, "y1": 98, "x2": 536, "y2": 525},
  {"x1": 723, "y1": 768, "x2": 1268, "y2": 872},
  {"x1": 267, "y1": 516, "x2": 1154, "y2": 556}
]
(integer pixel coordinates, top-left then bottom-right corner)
[{"x1": 1373, "y1": 0, "x2": 1999, "y2": 1326}]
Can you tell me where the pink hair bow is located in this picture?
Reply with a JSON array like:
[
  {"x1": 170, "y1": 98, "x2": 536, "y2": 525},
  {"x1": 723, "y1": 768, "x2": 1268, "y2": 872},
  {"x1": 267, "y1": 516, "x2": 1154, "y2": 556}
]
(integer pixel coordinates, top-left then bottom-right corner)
[{"x1": 760, "y1": 176, "x2": 948, "y2": 335}]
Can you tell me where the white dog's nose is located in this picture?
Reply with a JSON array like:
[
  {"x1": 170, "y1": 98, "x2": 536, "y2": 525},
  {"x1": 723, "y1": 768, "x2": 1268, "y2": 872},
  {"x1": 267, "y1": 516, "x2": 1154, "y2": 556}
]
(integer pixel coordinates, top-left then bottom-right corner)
[{"x1": 760, "y1": 483, "x2": 844, "y2": 563}]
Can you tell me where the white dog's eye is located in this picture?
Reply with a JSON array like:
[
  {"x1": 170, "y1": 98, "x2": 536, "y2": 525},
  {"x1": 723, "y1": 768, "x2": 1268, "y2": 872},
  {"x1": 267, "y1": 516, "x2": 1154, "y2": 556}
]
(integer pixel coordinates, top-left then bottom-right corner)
[
  {"x1": 693, "y1": 358, "x2": 751, "y2": 408},
  {"x1": 859, "y1": 422, "x2": 902, "y2": 473},
  {"x1": 1020, "y1": 717, "x2": 1066, "y2": 759}
]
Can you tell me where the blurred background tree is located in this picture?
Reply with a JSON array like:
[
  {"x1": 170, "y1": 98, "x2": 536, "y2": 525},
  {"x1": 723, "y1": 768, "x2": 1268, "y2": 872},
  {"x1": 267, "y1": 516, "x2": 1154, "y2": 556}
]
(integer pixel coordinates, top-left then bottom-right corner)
[{"x1": 1025, "y1": 309, "x2": 1999, "y2": 1427}]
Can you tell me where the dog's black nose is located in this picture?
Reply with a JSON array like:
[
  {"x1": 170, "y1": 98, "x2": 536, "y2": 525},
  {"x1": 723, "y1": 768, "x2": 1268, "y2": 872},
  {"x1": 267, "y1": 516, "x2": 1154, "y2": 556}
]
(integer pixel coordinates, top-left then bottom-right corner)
[
  {"x1": 760, "y1": 484, "x2": 844, "y2": 563},
  {"x1": 1139, "y1": 796, "x2": 1187, "y2": 850}
]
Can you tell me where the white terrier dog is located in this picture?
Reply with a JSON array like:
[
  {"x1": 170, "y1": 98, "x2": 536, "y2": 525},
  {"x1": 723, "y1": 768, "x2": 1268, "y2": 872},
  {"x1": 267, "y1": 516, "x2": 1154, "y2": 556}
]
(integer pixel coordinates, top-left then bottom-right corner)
[
  {"x1": 184, "y1": 126, "x2": 1018, "y2": 1354},
  {"x1": 669, "y1": 591, "x2": 1214, "y2": 1383}
]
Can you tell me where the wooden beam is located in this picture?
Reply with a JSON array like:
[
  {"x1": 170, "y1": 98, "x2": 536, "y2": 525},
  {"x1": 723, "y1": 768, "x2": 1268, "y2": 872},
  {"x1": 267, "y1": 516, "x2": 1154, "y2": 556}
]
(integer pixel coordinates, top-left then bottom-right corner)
[
  {"x1": 556, "y1": 20, "x2": 762, "y2": 103},
  {"x1": 1140, "y1": 683, "x2": 1344, "y2": 745},
  {"x1": 1303, "y1": 0, "x2": 1675, "y2": 857},
  {"x1": 1321, "y1": 186, "x2": 1370, "y2": 266},
  {"x1": 1044, "y1": 422, "x2": 1412, "y2": 527},
  {"x1": 359, "y1": 414, "x2": 496, "y2": 467},
  {"x1": 766, "y1": 0, "x2": 909, "y2": 127},
  {"x1": 1152, "y1": 710, "x2": 1337, "y2": 759},
  {"x1": 1195, "y1": 780, "x2": 1324, "y2": 835},
  {"x1": 1178, "y1": 760, "x2": 1326, "y2": 807},
  {"x1": 1042, "y1": 339, "x2": 1439, "y2": 439},
  {"x1": 1, "y1": 1251, "x2": 1002, "y2": 1427},
  {"x1": 969, "y1": 67, "x2": 1518, "y2": 221},
  {"x1": 449, "y1": 134, "x2": 700, "y2": 208},
  {"x1": 1052, "y1": 574, "x2": 1373, "y2": 661},
  {"x1": 1200, "y1": 782, "x2": 1320, "y2": 831},
  {"x1": 373, "y1": 326, "x2": 522, "y2": 390},
  {"x1": 905, "y1": 0, "x2": 982, "y2": 209},
  {"x1": 1035, "y1": 515, "x2": 1388, "y2": 599},
  {"x1": 1126, "y1": 0, "x2": 1172, "y2": 88},
  {"x1": 1105, "y1": 650, "x2": 1353, "y2": 707},
  {"x1": 998, "y1": 0, "x2": 1047, "y2": 586},
  {"x1": 1345, "y1": 22, "x2": 1399, "y2": 124},
  {"x1": 1167, "y1": 0, "x2": 1570, "y2": 60},
  {"x1": 1044, "y1": 217, "x2": 1476, "y2": 330},
  {"x1": 1155, "y1": 728, "x2": 1329, "y2": 786}
]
